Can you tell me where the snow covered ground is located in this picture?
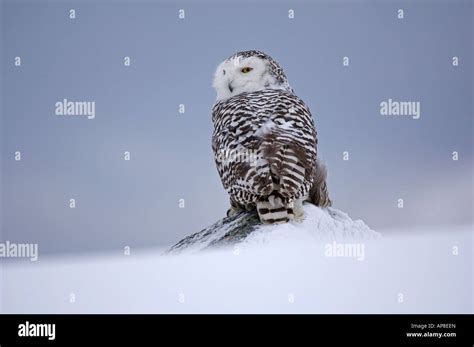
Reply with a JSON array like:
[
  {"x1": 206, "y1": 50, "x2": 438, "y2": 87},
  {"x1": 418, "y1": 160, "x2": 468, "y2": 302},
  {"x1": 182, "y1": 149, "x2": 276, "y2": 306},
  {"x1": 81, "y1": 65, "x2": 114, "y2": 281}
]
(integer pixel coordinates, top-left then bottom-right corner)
[{"x1": 1, "y1": 211, "x2": 472, "y2": 313}]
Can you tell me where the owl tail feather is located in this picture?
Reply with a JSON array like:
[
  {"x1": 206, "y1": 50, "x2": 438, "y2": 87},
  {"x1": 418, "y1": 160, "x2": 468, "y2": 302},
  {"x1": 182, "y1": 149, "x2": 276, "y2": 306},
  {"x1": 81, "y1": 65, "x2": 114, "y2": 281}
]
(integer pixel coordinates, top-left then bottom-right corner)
[{"x1": 257, "y1": 193, "x2": 292, "y2": 224}]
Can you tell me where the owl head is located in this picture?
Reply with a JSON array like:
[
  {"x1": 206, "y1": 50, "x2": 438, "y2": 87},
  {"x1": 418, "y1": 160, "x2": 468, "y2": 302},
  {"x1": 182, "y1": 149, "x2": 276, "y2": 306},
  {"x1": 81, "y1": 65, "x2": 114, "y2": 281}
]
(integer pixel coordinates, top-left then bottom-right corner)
[{"x1": 213, "y1": 50, "x2": 293, "y2": 101}]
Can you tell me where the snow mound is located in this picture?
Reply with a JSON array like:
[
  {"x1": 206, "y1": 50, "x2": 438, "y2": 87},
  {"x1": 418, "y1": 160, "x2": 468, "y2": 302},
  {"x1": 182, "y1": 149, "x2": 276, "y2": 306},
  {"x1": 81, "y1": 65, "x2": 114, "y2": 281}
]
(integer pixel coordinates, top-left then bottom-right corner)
[
  {"x1": 168, "y1": 204, "x2": 379, "y2": 254},
  {"x1": 244, "y1": 204, "x2": 379, "y2": 245}
]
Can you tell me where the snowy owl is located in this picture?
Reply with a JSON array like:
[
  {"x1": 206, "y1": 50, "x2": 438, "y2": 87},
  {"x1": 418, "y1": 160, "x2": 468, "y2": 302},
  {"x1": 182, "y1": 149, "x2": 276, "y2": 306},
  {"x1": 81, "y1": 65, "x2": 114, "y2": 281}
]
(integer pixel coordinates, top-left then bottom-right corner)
[{"x1": 212, "y1": 50, "x2": 331, "y2": 224}]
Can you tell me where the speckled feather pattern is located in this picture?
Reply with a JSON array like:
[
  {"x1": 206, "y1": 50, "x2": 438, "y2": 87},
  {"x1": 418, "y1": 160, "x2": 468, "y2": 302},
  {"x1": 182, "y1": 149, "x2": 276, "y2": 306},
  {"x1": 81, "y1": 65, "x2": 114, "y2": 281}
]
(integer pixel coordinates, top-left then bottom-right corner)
[{"x1": 212, "y1": 89, "x2": 318, "y2": 208}]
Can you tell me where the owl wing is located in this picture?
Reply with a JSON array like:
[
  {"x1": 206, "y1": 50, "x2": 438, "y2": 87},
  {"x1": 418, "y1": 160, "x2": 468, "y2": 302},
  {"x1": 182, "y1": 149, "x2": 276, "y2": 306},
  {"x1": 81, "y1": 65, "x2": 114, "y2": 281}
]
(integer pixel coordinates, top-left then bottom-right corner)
[{"x1": 212, "y1": 90, "x2": 317, "y2": 205}]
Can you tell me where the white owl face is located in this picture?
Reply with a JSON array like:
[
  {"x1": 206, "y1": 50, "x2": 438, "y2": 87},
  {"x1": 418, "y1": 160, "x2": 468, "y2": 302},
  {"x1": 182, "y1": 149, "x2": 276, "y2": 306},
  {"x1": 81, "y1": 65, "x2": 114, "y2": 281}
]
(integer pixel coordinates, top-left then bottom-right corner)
[{"x1": 213, "y1": 53, "x2": 290, "y2": 101}]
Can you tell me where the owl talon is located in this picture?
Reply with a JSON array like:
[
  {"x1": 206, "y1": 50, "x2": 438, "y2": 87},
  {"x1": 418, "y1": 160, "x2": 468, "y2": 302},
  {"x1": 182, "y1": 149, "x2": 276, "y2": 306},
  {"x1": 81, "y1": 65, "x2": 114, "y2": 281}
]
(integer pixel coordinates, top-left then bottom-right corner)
[{"x1": 227, "y1": 206, "x2": 243, "y2": 217}]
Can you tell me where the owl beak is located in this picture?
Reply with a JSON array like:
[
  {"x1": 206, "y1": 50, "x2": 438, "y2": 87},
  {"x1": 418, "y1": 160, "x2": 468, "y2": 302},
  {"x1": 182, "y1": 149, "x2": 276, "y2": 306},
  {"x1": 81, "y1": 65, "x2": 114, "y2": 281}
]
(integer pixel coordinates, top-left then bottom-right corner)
[{"x1": 228, "y1": 82, "x2": 234, "y2": 93}]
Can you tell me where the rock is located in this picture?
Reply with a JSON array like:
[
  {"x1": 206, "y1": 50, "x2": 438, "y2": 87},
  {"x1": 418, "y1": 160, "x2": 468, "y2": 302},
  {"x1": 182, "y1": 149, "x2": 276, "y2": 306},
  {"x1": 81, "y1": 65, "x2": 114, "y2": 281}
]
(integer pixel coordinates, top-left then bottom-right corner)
[{"x1": 166, "y1": 203, "x2": 379, "y2": 254}]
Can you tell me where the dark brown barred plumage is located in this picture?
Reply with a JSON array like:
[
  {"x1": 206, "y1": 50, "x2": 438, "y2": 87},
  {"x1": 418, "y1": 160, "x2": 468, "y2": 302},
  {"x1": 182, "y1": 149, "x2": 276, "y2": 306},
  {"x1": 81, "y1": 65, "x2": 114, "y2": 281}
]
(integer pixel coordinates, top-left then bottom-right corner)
[{"x1": 212, "y1": 51, "x2": 331, "y2": 223}]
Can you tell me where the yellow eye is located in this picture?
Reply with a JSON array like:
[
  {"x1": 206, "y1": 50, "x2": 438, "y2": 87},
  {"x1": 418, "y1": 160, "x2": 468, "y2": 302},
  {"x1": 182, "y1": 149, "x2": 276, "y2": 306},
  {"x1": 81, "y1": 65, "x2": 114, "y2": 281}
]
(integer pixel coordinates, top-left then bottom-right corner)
[{"x1": 241, "y1": 67, "x2": 253, "y2": 73}]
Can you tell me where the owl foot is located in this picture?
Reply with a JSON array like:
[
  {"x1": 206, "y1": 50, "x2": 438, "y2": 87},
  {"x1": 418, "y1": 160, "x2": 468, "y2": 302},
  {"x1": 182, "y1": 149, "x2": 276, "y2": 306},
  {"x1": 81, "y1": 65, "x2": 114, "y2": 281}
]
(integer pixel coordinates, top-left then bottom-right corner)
[{"x1": 226, "y1": 206, "x2": 242, "y2": 217}]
